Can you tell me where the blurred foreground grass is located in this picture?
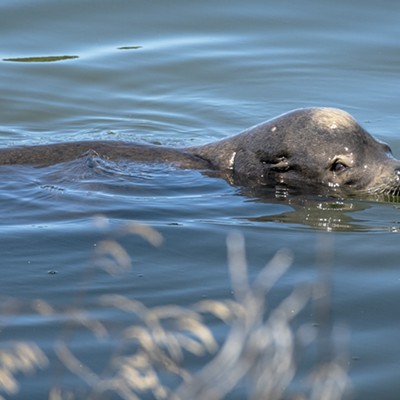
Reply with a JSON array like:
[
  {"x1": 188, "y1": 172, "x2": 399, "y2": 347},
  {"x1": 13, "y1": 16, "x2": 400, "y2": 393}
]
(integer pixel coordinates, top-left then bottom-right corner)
[{"x1": 0, "y1": 220, "x2": 349, "y2": 399}]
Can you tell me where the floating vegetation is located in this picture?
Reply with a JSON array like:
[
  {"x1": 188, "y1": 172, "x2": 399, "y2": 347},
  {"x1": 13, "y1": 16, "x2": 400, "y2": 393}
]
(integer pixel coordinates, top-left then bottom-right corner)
[
  {"x1": 117, "y1": 45, "x2": 142, "y2": 50},
  {"x1": 3, "y1": 55, "x2": 79, "y2": 63}
]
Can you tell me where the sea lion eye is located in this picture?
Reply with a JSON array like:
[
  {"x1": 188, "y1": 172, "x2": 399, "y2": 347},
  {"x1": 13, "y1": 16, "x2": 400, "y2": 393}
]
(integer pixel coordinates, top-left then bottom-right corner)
[{"x1": 331, "y1": 161, "x2": 348, "y2": 173}]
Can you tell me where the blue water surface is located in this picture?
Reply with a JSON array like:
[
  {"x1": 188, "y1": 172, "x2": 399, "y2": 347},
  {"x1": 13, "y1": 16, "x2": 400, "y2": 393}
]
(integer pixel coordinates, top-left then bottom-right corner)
[{"x1": 1, "y1": 0, "x2": 400, "y2": 399}]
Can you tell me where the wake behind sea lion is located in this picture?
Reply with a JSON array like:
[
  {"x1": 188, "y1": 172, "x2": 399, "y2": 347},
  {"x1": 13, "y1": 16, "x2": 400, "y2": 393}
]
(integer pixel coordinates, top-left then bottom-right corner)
[{"x1": 1, "y1": 107, "x2": 399, "y2": 196}]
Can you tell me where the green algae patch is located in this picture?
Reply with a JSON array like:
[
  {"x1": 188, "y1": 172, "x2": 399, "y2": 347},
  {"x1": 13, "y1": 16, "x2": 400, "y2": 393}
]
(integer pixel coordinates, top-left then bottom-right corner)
[
  {"x1": 117, "y1": 45, "x2": 142, "y2": 50},
  {"x1": 3, "y1": 55, "x2": 79, "y2": 63}
]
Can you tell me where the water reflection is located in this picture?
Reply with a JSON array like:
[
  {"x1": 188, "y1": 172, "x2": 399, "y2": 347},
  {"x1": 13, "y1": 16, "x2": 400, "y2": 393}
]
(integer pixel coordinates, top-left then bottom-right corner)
[
  {"x1": 1, "y1": 156, "x2": 399, "y2": 233},
  {"x1": 249, "y1": 197, "x2": 365, "y2": 232}
]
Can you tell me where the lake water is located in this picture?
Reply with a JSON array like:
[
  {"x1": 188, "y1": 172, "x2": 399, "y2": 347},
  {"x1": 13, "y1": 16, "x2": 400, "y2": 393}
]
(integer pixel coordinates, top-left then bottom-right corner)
[{"x1": 1, "y1": 0, "x2": 400, "y2": 399}]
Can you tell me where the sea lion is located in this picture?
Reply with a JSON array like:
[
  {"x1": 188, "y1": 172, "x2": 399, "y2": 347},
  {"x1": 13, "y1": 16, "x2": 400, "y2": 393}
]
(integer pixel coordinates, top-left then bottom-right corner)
[{"x1": 0, "y1": 107, "x2": 399, "y2": 196}]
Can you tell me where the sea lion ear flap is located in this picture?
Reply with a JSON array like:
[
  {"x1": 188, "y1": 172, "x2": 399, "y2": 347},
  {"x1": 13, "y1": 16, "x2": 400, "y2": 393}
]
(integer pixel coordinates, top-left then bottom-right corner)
[
  {"x1": 269, "y1": 156, "x2": 290, "y2": 172},
  {"x1": 255, "y1": 150, "x2": 290, "y2": 172}
]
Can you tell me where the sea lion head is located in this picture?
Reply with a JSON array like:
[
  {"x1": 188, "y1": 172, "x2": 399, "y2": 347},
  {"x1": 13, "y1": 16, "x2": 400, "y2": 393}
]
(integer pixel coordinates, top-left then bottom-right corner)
[{"x1": 231, "y1": 107, "x2": 400, "y2": 196}]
